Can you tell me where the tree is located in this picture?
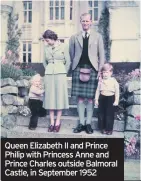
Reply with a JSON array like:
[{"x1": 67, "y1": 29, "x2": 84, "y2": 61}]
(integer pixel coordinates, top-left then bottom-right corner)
[
  {"x1": 6, "y1": 10, "x2": 22, "y2": 64},
  {"x1": 98, "y1": 2, "x2": 110, "y2": 61}
]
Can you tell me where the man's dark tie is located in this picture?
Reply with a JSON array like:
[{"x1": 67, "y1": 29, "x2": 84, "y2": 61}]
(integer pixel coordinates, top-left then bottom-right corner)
[{"x1": 85, "y1": 32, "x2": 88, "y2": 39}]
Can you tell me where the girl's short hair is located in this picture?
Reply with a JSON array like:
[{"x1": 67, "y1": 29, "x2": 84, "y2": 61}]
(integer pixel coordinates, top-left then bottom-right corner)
[
  {"x1": 30, "y1": 74, "x2": 41, "y2": 85},
  {"x1": 101, "y1": 63, "x2": 113, "y2": 72},
  {"x1": 42, "y1": 29, "x2": 58, "y2": 40}
]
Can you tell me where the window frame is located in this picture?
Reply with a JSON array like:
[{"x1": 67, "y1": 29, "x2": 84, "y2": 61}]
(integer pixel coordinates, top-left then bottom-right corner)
[
  {"x1": 23, "y1": 1, "x2": 32, "y2": 23},
  {"x1": 70, "y1": 0, "x2": 73, "y2": 20},
  {"x1": 49, "y1": 0, "x2": 65, "y2": 21},
  {"x1": 88, "y1": 0, "x2": 98, "y2": 22},
  {"x1": 22, "y1": 41, "x2": 32, "y2": 63},
  {"x1": 59, "y1": 39, "x2": 64, "y2": 43}
]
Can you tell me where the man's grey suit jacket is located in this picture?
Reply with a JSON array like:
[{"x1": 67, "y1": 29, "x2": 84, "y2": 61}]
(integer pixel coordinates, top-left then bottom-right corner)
[{"x1": 69, "y1": 30, "x2": 105, "y2": 72}]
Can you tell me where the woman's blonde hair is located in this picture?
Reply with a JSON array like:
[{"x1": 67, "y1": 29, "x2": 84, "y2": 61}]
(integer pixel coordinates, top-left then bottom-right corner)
[{"x1": 101, "y1": 63, "x2": 113, "y2": 72}]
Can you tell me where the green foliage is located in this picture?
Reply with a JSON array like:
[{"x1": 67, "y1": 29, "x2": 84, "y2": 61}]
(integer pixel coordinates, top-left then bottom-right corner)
[
  {"x1": 17, "y1": 63, "x2": 37, "y2": 76},
  {"x1": 1, "y1": 63, "x2": 23, "y2": 81},
  {"x1": 21, "y1": 68, "x2": 37, "y2": 76},
  {"x1": 6, "y1": 11, "x2": 22, "y2": 64},
  {"x1": 98, "y1": 2, "x2": 110, "y2": 61}
]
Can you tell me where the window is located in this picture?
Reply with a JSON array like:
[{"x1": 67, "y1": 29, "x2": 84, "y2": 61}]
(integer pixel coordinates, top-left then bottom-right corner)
[
  {"x1": 59, "y1": 39, "x2": 64, "y2": 43},
  {"x1": 88, "y1": 1, "x2": 98, "y2": 21},
  {"x1": 49, "y1": 0, "x2": 65, "y2": 20},
  {"x1": 70, "y1": 0, "x2": 73, "y2": 20},
  {"x1": 23, "y1": 1, "x2": 32, "y2": 23},
  {"x1": 23, "y1": 42, "x2": 32, "y2": 63}
]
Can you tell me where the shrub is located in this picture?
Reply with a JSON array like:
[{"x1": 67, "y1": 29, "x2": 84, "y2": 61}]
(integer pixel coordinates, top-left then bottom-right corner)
[
  {"x1": 22, "y1": 68, "x2": 37, "y2": 76},
  {"x1": 98, "y1": 3, "x2": 110, "y2": 61},
  {"x1": 19, "y1": 63, "x2": 37, "y2": 76},
  {"x1": 124, "y1": 135, "x2": 140, "y2": 159},
  {"x1": 1, "y1": 63, "x2": 23, "y2": 81},
  {"x1": 6, "y1": 12, "x2": 22, "y2": 65},
  {"x1": 113, "y1": 68, "x2": 141, "y2": 120}
]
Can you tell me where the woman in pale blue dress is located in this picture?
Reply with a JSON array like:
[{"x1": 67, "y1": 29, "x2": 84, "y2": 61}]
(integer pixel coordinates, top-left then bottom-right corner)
[{"x1": 42, "y1": 30, "x2": 70, "y2": 132}]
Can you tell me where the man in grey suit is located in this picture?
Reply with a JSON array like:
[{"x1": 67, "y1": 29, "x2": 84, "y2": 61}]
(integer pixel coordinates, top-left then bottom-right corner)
[{"x1": 69, "y1": 13, "x2": 105, "y2": 134}]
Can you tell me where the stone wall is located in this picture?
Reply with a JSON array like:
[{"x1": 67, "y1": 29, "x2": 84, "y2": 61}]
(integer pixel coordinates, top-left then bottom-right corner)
[
  {"x1": 1, "y1": 77, "x2": 31, "y2": 137},
  {"x1": 124, "y1": 80, "x2": 140, "y2": 158}
]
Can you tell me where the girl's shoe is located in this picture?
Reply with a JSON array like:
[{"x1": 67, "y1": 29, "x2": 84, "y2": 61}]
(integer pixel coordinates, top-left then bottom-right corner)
[
  {"x1": 29, "y1": 127, "x2": 36, "y2": 130},
  {"x1": 48, "y1": 125, "x2": 54, "y2": 132},
  {"x1": 54, "y1": 124, "x2": 61, "y2": 132}
]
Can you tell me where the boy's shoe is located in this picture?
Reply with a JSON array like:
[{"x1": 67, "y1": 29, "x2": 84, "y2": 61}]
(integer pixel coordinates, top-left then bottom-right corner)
[
  {"x1": 101, "y1": 130, "x2": 107, "y2": 134},
  {"x1": 106, "y1": 131, "x2": 113, "y2": 135}
]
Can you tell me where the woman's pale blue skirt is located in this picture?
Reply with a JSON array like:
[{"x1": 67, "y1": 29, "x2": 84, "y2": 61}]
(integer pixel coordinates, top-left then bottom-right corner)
[{"x1": 43, "y1": 74, "x2": 69, "y2": 110}]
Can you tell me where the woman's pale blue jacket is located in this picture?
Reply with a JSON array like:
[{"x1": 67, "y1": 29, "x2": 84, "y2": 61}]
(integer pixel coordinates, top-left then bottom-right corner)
[{"x1": 43, "y1": 42, "x2": 71, "y2": 75}]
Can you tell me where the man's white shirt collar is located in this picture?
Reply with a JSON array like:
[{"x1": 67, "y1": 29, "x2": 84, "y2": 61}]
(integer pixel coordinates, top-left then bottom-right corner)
[{"x1": 82, "y1": 30, "x2": 91, "y2": 38}]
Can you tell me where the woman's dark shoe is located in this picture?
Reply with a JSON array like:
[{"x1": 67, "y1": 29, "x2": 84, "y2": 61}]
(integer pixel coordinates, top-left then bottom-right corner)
[
  {"x1": 48, "y1": 125, "x2": 54, "y2": 132},
  {"x1": 54, "y1": 124, "x2": 61, "y2": 132}
]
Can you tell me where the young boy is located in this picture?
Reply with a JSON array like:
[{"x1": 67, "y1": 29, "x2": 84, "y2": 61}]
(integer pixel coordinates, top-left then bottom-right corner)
[
  {"x1": 95, "y1": 63, "x2": 120, "y2": 135},
  {"x1": 28, "y1": 74, "x2": 46, "y2": 130}
]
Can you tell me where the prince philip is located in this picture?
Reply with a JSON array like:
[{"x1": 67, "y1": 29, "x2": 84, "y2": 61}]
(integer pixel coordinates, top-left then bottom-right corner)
[{"x1": 69, "y1": 13, "x2": 105, "y2": 134}]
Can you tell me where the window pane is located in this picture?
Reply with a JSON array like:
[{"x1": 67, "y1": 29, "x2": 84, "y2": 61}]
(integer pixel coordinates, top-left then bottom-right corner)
[
  {"x1": 94, "y1": 8, "x2": 98, "y2": 21},
  {"x1": 23, "y1": 53, "x2": 26, "y2": 62},
  {"x1": 88, "y1": 1, "x2": 92, "y2": 7},
  {"x1": 89, "y1": 10, "x2": 92, "y2": 20},
  {"x1": 50, "y1": 1, "x2": 53, "y2": 6},
  {"x1": 24, "y1": 11, "x2": 27, "y2": 23},
  {"x1": 23, "y1": 2, "x2": 27, "y2": 10},
  {"x1": 59, "y1": 39, "x2": 64, "y2": 43},
  {"x1": 28, "y1": 53, "x2": 31, "y2": 63},
  {"x1": 61, "y1": 7, "x2": 64, "y2": 20},
  {"x1": 28, "y1": 11, "x2": 32, "y2": 23},
  {"x1": 55, "y1": 7, "x2": 59, "y2": 20},
  {"x1": 94, "y1": 1, "x2": 98, "y2": 7},
  {"x1": 23, "y1": 44, "x2": 26, "y2": 51},
  {"x1": 55, "y1": 0, "x2": 59, "y2": 6},
  {"x1": 70, "y1": 0, "x2": 73, "y2": 6},
  {"x1": 28, "y1": 44, "x2": 31, "y2": 51},
  {"x1": 70, "y1": 7, "x2": 72, "y2": 20},
  {"x1": 61, "y1": 1, "x2": 64, "y2": 6},
  {"x1": 50, "y1": 8, "x2": 53, "y2": 20},
  {"x1": 29, "y1": 2, "x2": 32, "y2": 9}
]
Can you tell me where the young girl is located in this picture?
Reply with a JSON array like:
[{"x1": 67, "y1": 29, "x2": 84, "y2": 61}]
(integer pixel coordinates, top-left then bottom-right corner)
[
  {"x1": 95, "y1": 63, "x2": 120, "y2": 135},
  {"x1": 28, "y1": 74, "x2": 46, "y2": 130}
]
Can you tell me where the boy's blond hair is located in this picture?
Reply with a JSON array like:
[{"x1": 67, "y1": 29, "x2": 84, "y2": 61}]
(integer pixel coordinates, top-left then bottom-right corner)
[{"x1": 101, "y1": 63, "x2": 113, "y2": 72}]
